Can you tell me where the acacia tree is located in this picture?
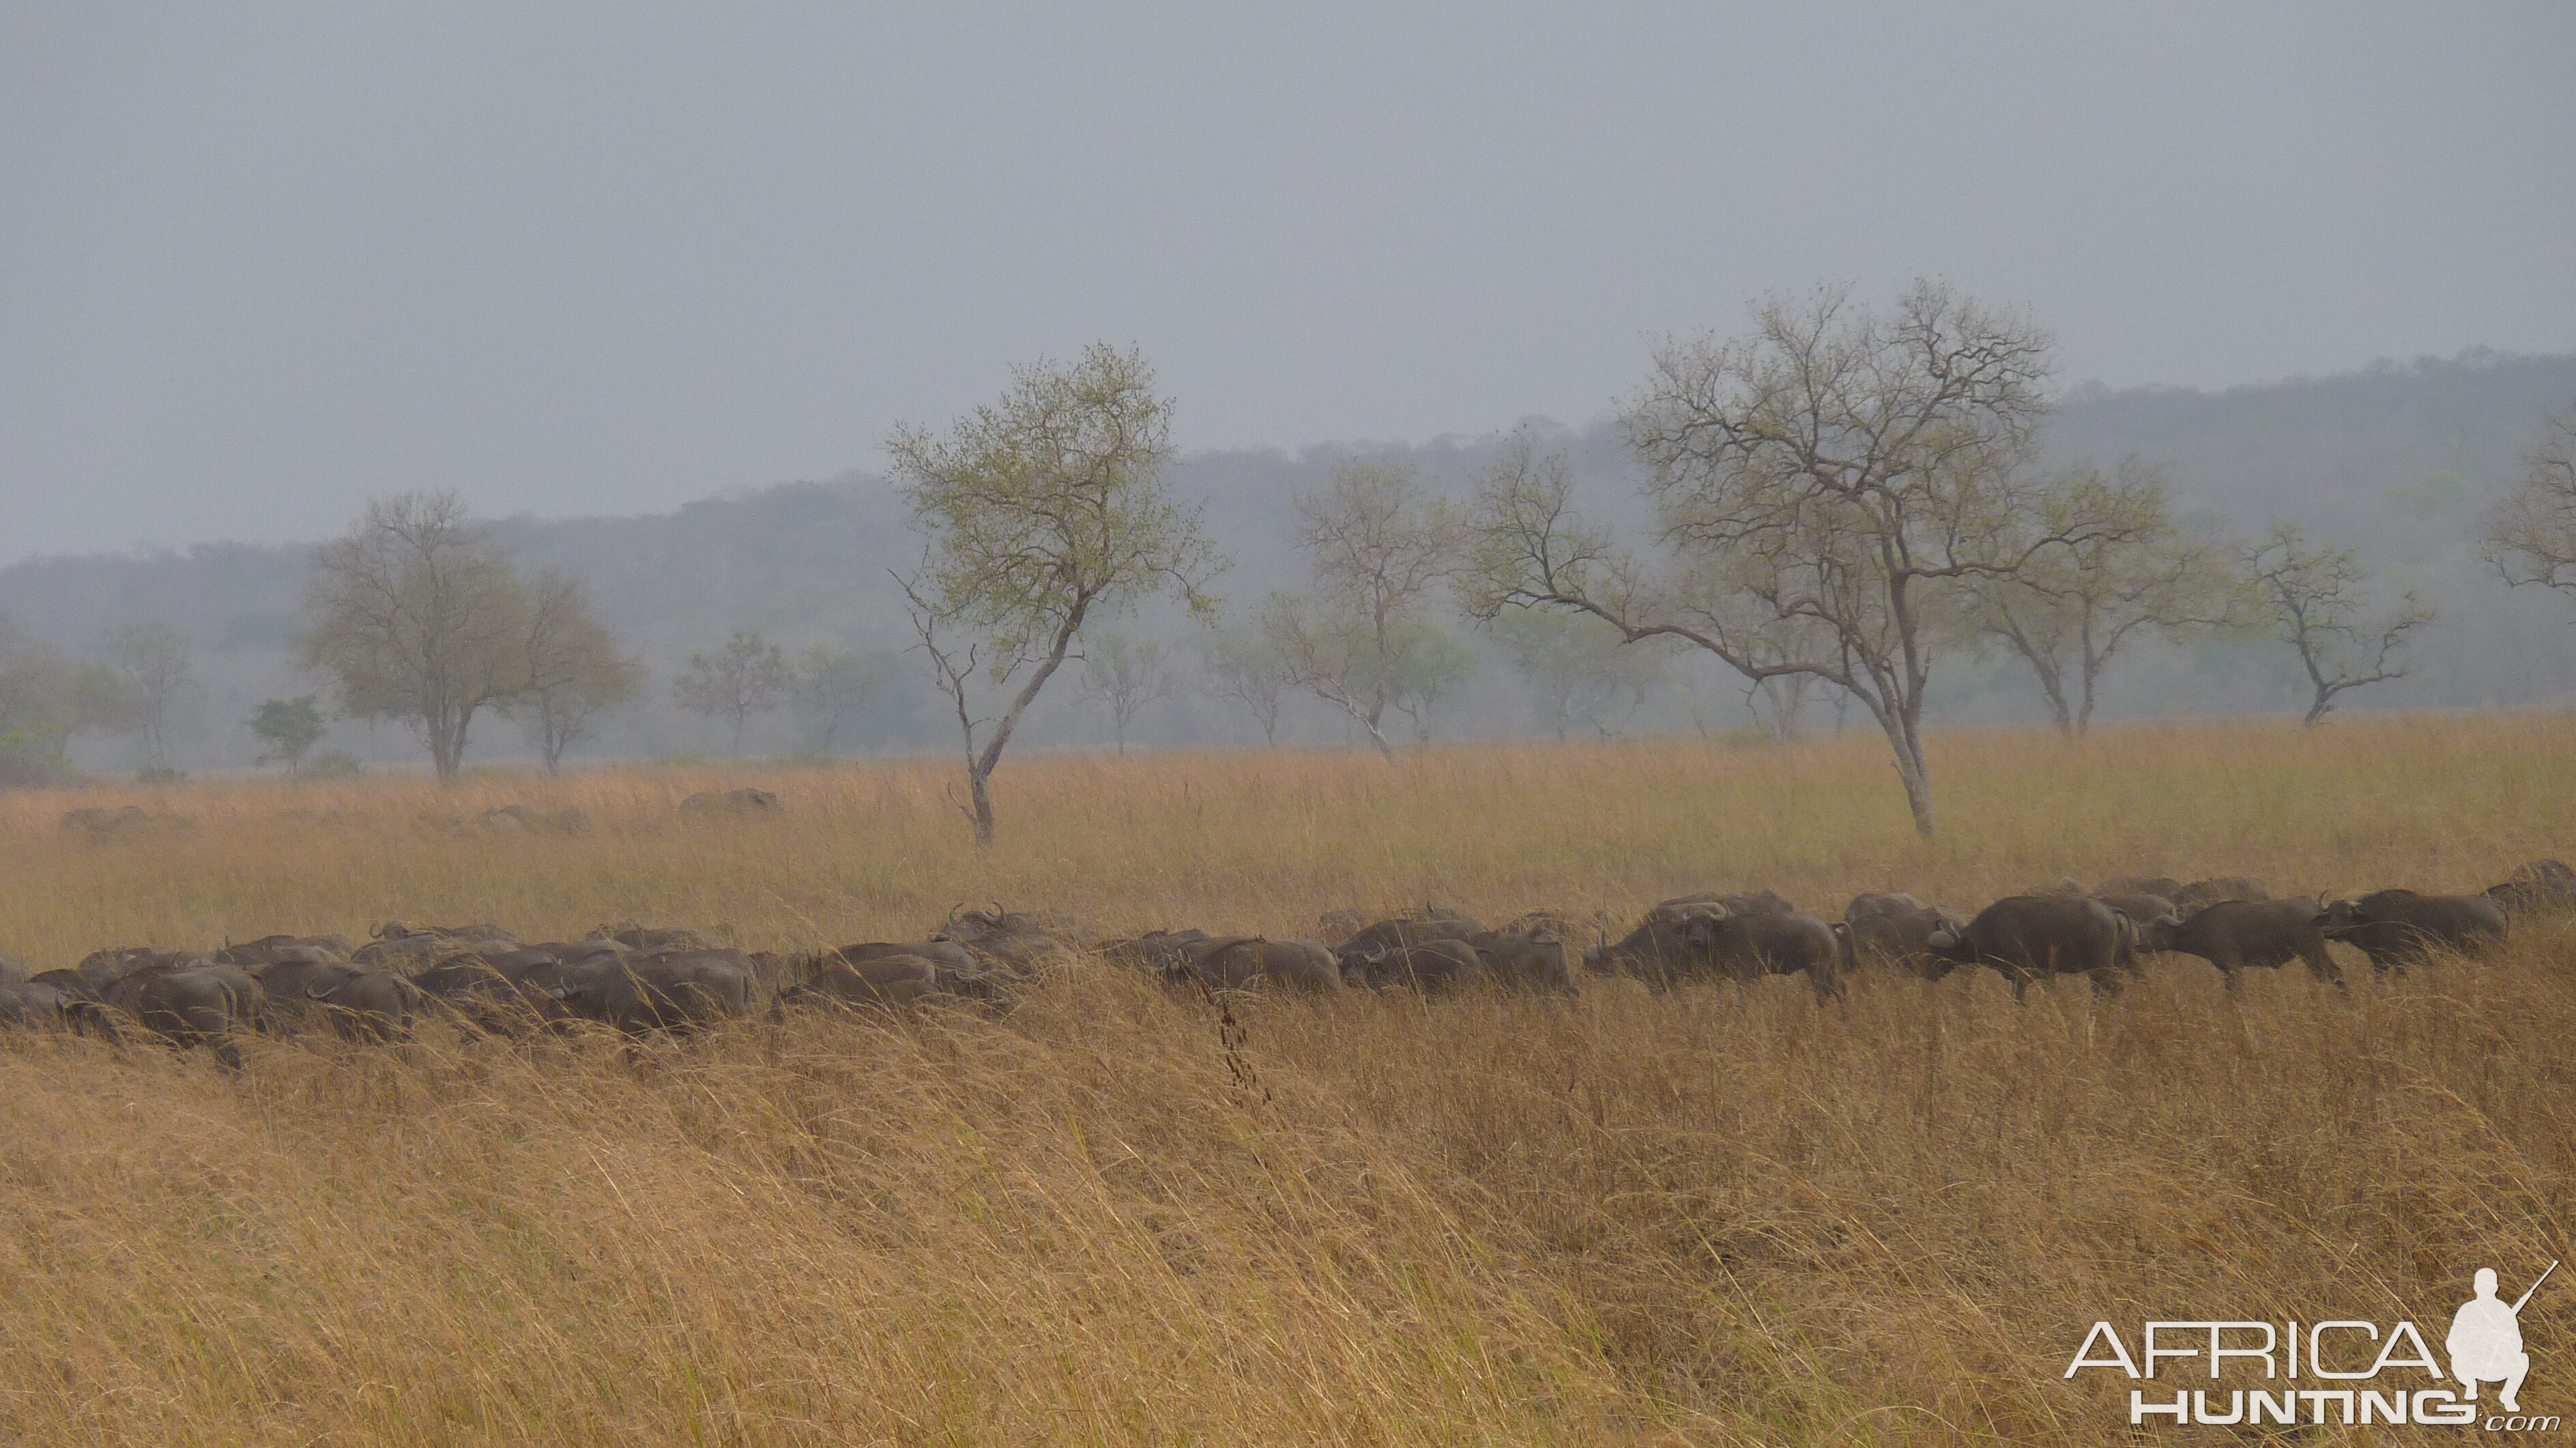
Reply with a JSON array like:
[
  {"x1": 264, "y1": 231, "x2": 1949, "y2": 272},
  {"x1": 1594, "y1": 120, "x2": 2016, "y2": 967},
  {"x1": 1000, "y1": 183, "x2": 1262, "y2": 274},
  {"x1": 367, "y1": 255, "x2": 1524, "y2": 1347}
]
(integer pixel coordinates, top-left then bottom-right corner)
[
  {"x1": 673, "y1": 631, "x2": 789, "y2": 755},
  {"x1": 1261, "y1": 461, "x2": 1466, "y2": 757},
  {"x1": 790, "y1": 646, "x2": 898, "y2": 753},
  {"x1": 300, "y1": 491, "x2": 534, "y2": 782},
  {"x1": 2487, "y1": 401, "x2": 2576, "y2": 605},
  {"x1": 512, "y1": 571, "x2": 640, "y2": 772},
  {"x1": 1465, "y1": 283, "x2": 2113, "y2": 838},
  {"x1": 2246, "y1": 525, "x2": 2433, "y2": 725},
  {"x1": 1079, "y1": 632, "x2": 1175, "y2": 755},
  {"x1": 1198, "y1": 629, "x2": 1295, "y2": 747},
  {"x1": 1967, "y1": 461, "x2": 2248, "y2": 735},
  {"x1": 248, "y1": 695, "x2": 327, "y2": 777},
  {"x1": 104, "y1": 621, "x2": 196, "y2": 769},
  {"x1": 892, "y1": 344, "x2": 1219, "y2": 846},
  {"x1": 1490, "y1": 609, "x2": 1668, "y2": 740}
]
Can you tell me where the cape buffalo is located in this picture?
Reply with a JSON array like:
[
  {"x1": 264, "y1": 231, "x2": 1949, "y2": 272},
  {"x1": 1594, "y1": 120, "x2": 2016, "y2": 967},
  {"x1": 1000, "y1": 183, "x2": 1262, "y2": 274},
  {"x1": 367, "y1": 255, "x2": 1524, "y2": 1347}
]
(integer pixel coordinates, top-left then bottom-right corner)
[
  {"x1": 1336, "y1": 917, "x2": 1481, "y2": 982},
  {"x1": 1842, "y1": 893, "x2": 1969, "y2": 974},
  {"x1": 1582, "y1": 894, "x2": 1738, "y2": 982},
  {"x1": 104, "y1": 961, "x2": 260, "y2": 1069},
  {"x1": 784, "y1": 954, "x2": 941, "y2": 1010},
  {"x1": 2487, "y1": 860, "x2": 2576, "y2": 918},
  {"x1": 2172, "y1": 877, "x2": 2270, "y2": 911},
  {"x1": 2163, "y1": 898, "x2": 2343, "y2": 987},
  {"x1": 2315, "y1": 890, "x2": 2506, "y2": 969},
  {"x1": 1348, "y1": 936, "x2": 1484, "y2": 993},
  {"x1": 1926, "y1": 896, "x2": 2137, "y2": 997},
  {"x1": 1466, "y1": 929, "x2": 1579, "y2": 995},
  {"x1": 2094, "y1": 893, "x2": 2182, "y2": 951},
  {"x1": 555, "y1": 951, "x2": 752, "y2": 1034},
  {"x1": 1179, "y1": 937, "x2": 1342, "y2": 993},
  {"x1": 1684, "y1": 911, "x2": 1844, "y2": 999}
]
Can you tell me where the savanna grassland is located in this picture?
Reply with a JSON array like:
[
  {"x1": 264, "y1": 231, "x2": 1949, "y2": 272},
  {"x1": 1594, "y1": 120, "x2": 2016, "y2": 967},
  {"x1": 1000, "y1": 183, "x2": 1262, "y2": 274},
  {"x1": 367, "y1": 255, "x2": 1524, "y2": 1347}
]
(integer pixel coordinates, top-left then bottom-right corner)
[{"x1": 5, "y1": 714, "x2": 2576, "y2": 1445}]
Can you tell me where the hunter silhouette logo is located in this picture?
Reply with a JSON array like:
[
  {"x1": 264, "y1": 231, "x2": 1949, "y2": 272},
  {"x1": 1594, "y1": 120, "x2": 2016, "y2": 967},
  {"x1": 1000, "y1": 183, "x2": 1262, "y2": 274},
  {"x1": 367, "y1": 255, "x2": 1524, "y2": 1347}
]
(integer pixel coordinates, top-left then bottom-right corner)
[
  {"x1": 2451, "y1": 1261, "x2": 2555, "y2": 1414},
  {"x1": 2065, "y1": 1259, "x2": 2561, "y2": 1430}
]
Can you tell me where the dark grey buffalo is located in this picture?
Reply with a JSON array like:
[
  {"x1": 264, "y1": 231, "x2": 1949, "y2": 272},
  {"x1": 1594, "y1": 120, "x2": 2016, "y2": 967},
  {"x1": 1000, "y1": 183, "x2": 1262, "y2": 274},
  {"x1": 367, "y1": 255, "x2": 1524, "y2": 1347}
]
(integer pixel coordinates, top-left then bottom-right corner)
[
  {"x1": 103, "y1": 961, "x2": 261, "y2": 1068},
  {"x1": 1336, "y1": 917, "x2": 1481, "y2": 983},
  {"x1": 2094, "y1": 893, "x2": 2182, "y2": 950},
  {"x1": 414, "y1": 951, "x2": 575, "y2": 1032},
  {"x1": 1178, "y1": 937, "x2": 1342, "y2": 993},
  {"x1": 1690, "y1": 912, "x2": 1843, "y2": 999},
  {"x1": 837, "y1": 940, "x2": 1011, "y2": 999},
  {"x1": 0, "y1": 976, "x2": 104, "y2": 1031},
  {"x1": 1348, "y1": 936, "x2": 1484, "y2": 993},
  {"x1": 1582, "y1": 893, "x2": 1739, "y2": 981},
  {"x1": 254, "y1": 957, "x2": 423, "y2": 1041},
  {"x1": 1926, "y1": 896, "x2": 2137, "y2": 996},
  {"x1": 1098, "y1": 931, "x2": 1209, "y2": 977},
  {"x1": 2162, "y1": 899, "x2": 2343, "y2": 987},
  {"x1": 783, "y1": 954, "x2": 941, "y2": 1010},
  {"x1": 1842, "y1": 893, "x2": 1969, "y2": 974},
  {"x1": 2315, "y1": 890, "x2": 2507, "y2": 969},
  {"x1": 2487, "y1": 860, "x2": 2576, "y2": 918},
  {"x1": 2172, "y1": 877, "x2": 2270, "y2": 912},
  {"x1": 540, "y1": 951, "x2": 751, "y2": 1034},
  {"x1": 936, "y1": 908, "x2": 1065, "y2": 972},
  {"x1": 215, "y1": 934, "x2": 355, "y2": 968},
  {"x1": 1466, "y1": 929, "x2": 1578, "y2": 995}
]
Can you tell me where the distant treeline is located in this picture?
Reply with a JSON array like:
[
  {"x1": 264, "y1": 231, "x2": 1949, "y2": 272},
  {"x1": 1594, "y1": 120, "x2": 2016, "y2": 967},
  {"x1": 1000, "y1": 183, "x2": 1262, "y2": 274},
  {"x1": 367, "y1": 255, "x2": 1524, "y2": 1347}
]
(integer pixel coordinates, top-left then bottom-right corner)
[{"x1": 3, "y1": 347, "x2": 2573, "y2": 779}]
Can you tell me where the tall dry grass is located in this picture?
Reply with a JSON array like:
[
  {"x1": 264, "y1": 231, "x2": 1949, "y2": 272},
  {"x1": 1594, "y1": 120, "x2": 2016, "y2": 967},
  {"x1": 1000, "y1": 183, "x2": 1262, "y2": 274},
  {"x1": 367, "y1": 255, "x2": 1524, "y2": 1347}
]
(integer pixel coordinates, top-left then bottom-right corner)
[{"x1": 2, "y1": 714, "x2": 2573, "y2": 1443}]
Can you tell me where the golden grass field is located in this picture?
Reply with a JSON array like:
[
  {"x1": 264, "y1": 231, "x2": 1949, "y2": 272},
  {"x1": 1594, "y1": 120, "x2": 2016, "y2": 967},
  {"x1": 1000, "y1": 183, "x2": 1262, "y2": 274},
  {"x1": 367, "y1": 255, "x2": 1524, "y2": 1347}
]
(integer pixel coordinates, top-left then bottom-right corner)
[{"x1": 3, "y1": 714, "x2": 2575, "y2": 1444}]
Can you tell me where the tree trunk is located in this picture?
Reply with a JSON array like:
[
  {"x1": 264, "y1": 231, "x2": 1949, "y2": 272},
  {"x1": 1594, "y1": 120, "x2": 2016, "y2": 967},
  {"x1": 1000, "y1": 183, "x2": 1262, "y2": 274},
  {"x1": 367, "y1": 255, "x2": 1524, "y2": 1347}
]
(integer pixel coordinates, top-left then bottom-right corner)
[
  {"x1": 1881, "y1": 711, "x2": 1937, "y2": 839},
  {"x1": 968, "y1": 764, "x2": 996, "y2": 847}
]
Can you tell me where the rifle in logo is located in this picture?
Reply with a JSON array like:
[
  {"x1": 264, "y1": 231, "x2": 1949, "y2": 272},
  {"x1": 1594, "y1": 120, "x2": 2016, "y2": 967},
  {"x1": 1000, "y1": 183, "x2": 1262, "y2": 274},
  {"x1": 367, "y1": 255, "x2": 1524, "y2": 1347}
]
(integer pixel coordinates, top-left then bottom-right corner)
[{"x1": 2450, "y1": 1260, "x2": 2556, "y2": 1414}]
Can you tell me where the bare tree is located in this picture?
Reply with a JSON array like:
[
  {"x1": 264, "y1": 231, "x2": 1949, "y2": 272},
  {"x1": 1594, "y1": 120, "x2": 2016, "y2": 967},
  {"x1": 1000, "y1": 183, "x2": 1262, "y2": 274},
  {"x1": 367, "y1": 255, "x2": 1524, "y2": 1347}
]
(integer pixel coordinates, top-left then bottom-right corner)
[
  {"x1": 1465, "y1": 285, "x2": 2096, "y2": 837},
  {"x1": 103, "y1": 622, "x2": 195, "y2": 770},
  {"x1": 2245, "y1": 525, "x2": 2433, "y2": 725},
  {"x1": 1080, "y1": 632, "x2": 1175, "y2": 755},
  {"x1": 673, "y1": 631, "x2": 789, "y2": 755},
  {"x1": 300, "y1": 491, "x2": 534, "y2": 782},
  {"x1": 2487, "y1": 400, "x2": 2576, "y2": 603},
  {"x1": 1198, "y1": 629, "x2": 1295, "y2": 747},
  {"x1": 1262, "y1": 461, "x2": 1465, "y2": 757},
  {"x1": 891, "y1": 344, "x2": 1220, "y2": 846},
  {"x1": 512, "y1": 571, "x2": 640, "y2": 772},
  {"x1": 1967, "y1": 461, "x2": 2248, "y2": 735}
]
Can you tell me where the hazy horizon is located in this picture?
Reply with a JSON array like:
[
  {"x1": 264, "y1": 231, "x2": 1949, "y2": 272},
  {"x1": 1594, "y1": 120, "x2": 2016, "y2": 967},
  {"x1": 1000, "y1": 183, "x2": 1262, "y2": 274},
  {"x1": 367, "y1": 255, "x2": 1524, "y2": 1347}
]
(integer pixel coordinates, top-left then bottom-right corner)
[{"x1": 7, "y1": 3, "x2": 2575, "y2": 564}]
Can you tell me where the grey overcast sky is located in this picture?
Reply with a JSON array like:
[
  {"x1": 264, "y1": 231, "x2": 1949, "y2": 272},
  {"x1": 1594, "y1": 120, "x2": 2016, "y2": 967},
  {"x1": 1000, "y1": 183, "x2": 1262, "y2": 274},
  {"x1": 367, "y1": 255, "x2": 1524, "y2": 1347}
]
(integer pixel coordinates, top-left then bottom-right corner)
[{"x1": 3, "y1": 3, "x2": 2572, "y2": 562}]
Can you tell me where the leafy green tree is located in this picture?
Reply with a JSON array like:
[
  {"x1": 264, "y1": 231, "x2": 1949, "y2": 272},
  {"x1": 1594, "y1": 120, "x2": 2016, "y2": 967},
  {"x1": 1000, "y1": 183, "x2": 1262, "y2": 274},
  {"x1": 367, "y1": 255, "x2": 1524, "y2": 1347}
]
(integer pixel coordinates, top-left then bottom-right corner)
[
  {"x1": 512, "y1": 571, "x2": 640, "y2": 772},
  {"x1": 104, "y1": 622, "x2": 197, "y2": 769},
  {"x1": 0, "y1": 612, "x2": 130, "y2": 775},
  {"x1": 1197, "y1": 628, "x2": 1297, "y2": 747},
  {"x1": 790, "y1": 646, "x2": 905, "y2": 753},
  {"x1": 891, "y1": 344, "x2": 1220, "y2": 845},
  {"x1": 1490, "y1": 609, "x2": 1667, "y2": 740},
  {"x1": 2245, "y1": 525, "x2": 2433, "y2": 725},
  {"x1": 1079, "y1": 632, "x2": 1175, "y2": 755},
  {"x1": 1966, "y1": 461, "x2": 2249, "y2": 735},
  {"x1": 1262, "y1": 461, "x2": 1464, "y2": 757},
  {"x1": 2487, "y1": 400, "x2": 2576, "y2": 605},
  {"x1": 248, "y1": 695, "x2": 328, "y2": 777},
  {"x1": 673, "y1": 631, "x2": 789, "y2": 755},
  {"x1": 1465, "y1": 284, "x2": 2094, "y2": 839},
  {"x1": 300, "y1": 491, "x2": 535, "y2": 782}
]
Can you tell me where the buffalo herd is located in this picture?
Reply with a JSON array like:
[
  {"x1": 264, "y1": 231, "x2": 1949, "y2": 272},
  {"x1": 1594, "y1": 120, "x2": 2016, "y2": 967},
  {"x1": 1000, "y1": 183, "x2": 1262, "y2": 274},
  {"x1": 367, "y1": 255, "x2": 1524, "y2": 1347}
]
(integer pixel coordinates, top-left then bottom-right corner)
[{"x1": 1, "y1": 862, "x2": 2570, "y2": 1069}]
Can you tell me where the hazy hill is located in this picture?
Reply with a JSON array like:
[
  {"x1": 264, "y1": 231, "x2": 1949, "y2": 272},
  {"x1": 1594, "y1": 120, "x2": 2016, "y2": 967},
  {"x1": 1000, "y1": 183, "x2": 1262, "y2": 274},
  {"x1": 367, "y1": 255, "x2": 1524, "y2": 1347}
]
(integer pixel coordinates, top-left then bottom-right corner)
[{"x1": 5, "y1": 351, "x2": 2573, "y2": 772}]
